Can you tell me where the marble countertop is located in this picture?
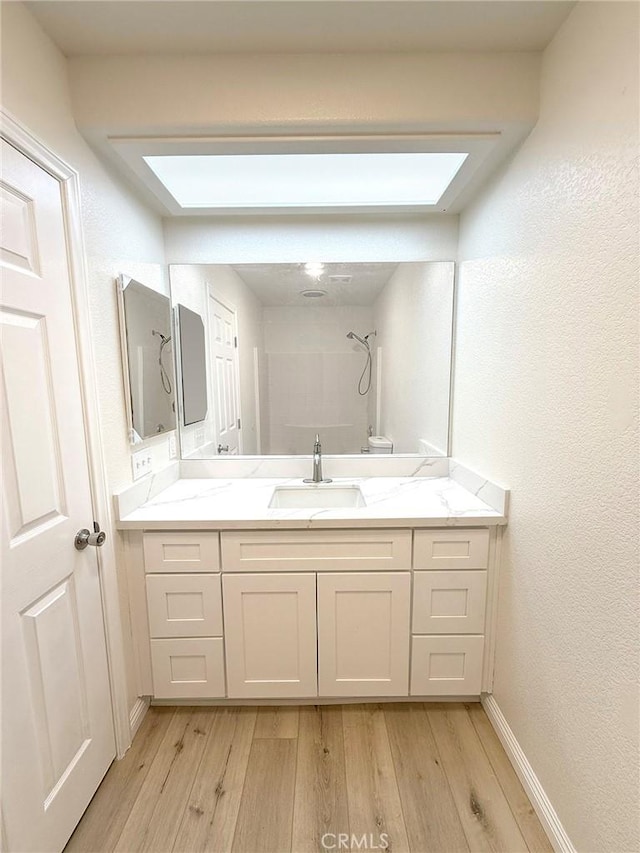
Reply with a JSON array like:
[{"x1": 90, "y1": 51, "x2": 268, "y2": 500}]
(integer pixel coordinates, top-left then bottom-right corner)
[{"x1": 116, "y1": 476, "x2": 507, "y2": 529}]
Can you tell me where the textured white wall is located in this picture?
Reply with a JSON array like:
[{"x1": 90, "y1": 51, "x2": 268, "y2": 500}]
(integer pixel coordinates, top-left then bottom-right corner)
[
  {"x1": 374, "y1": 263, "x2": 454, "y2": 453},
  {"x1": 1, "y1": 3, "x2": 170, "y2": 490},
  {"x1": 70, "y1": 52, "x2": 540, "y2": 132},
  {"x1": 453, "y1": 4, "x2": 639, "y2": 850},
  {"x1": 1, "y1": 2, "x2": 168, "y2": 715},
  {"x1": 164, "y1": 214, "x2": 459, "y2": 265}
]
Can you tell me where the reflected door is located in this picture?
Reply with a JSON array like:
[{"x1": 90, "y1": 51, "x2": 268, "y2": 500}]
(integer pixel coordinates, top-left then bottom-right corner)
[
  {"x1": 208, "y1": 294, "x2": 240, "y2": 454},
  {"x1": 1, "y1": 140, "x2": 115, "y2": 852}
]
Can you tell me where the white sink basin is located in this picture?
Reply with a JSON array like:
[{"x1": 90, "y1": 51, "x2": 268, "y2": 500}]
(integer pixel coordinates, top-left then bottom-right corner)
[{"x1": 269, "y1": 484, "x2": 366, "y2": 509}]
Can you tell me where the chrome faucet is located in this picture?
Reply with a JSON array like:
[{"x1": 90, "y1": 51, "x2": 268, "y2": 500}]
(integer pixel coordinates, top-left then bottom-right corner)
[{"x1": 304, "y1": 434, "x2": 332, "y2": 484}]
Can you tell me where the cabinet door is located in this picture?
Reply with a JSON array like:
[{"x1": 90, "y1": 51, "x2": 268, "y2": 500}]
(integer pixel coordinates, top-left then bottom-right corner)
[
  {"x1": 223, "y1": 573, "x2": 317, "y2": 698},
  {"x1": 317, "y1": 572, "x2": 411, "y2": 697}
]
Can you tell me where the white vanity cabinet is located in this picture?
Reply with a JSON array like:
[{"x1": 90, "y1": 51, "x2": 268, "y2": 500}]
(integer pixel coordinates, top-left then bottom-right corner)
[
  {"x1": 220, "y1": 529, "x2": 413, "y2": 700},
  {"x1": 134, "y1": 525, "x2": 497, "y2": 702}
]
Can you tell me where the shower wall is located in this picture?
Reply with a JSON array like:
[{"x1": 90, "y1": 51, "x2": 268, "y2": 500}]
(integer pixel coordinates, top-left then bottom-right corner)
[{"x1": 262, "y1": 305, "x2": 375, "y2": 454}]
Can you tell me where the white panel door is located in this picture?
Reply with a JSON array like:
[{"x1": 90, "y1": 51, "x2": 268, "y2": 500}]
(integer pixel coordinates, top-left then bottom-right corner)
[
  {"x1": 1, "y1": 140, "x2": 115, "y2": 852},
  {"x1": 208, "y1": 294, "x2": 240, "y2": 454},
  {"x1": 223, "y1": 573, "x2": 317, "y2": 698},
  {"x1": 317, "y1": 572, "x2": 411, "y2": 697}
]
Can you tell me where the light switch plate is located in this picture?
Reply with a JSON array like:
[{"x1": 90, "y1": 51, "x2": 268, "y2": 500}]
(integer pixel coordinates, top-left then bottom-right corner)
[
  {"x1": 132, "y1": 448, "x2": 153, "y2": 480},
  {"x1": 168, "y1": 433, "x2": 177, "y2": 459}
]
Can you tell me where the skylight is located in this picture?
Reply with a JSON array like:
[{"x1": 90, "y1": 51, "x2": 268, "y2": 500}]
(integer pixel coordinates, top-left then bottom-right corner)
[{"x1": 143, "y1": 152, "x2": 468, "y2": 210}]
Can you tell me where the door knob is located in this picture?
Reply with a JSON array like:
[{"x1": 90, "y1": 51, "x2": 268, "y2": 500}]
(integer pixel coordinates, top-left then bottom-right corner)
[
  {"x1": 217, "y1": 444, "x2": 229, "y2": 454},
  {"x1": 75, "y1": 522, "x2": 106, "y2": 551}
]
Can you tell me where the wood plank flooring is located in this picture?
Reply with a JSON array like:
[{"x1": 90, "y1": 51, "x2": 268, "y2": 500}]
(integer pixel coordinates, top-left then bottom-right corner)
[{"x1": 66, "y1": 703, "x2": 552, "y2": 853}]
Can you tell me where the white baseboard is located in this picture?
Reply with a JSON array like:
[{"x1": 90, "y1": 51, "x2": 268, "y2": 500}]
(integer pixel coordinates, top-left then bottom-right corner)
[
  {"x1": 481, "y1": 694, "x2": 576, "y2": 853},
  {"x1": 129, "y1": 696, "x2": 150, "y2": 740}
]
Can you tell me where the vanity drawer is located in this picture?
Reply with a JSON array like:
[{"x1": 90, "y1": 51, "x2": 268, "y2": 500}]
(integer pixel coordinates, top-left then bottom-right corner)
[
  {"x1": 412, "y1": 571, "x2": 487, "y2": 634},
  {"x1": 146, "y1": 573, "x2": 223, "y2": 638},
  {"x1": 220, "y1": 529, "x2": 412, "y2": 572},
  {"x1": 143, "y1": 531, "x2": 220, "y2": 573},
  {"x1": 150, "y1": 637, "x2": 225, "y2": 699},
  {"x1": 410, "y1": 635, "x2": 484, "y2": 696},
  {"x1": 413, "y1": 529, "x2": 489, "y2": 570}
]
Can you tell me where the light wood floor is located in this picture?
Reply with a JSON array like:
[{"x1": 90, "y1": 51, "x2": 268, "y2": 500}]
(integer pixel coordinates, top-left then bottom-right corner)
[{"x1": 66, "y1": 703, "x2": 553, "y2": 853}]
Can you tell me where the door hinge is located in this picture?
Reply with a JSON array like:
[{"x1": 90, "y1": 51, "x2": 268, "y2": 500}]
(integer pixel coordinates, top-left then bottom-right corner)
[
  {"x1": 237, "y1": 418, "x2": 241, "y2": 429},
  {"x1": 234, "y1": 336, "x2": 238, "y2": 348}
]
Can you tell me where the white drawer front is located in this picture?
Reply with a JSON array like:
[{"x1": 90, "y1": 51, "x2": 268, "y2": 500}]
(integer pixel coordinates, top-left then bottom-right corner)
[
  {"x1": 410, "y1": 635, "x2": 484, "y2": 696},
  {"x1": 151, "y1": 637, "x2": 225, "y2": 699},
  {"x1": 413, "y1": 529, "x2": 489, "y2": 570},
  {"x1": 221, "y1": 529, "x2": 411, "y2": 572},
  {"x1": 412, "y1": 571, "x2": 487, "y2": 634},
  {"x1": 146, "y1": 573, "x2": 223, "y2": 638},
  {"x1": 143, "y1": 531, "x2": 220, "y2": 573}
]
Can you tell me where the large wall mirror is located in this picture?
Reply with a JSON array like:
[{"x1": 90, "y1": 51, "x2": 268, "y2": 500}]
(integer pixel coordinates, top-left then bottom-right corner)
[
  {"x1": 117, "y1": 274, "x2": 176, "y2": 442},
  {"x1": 169, "y1": 262, "x2": 454, "y2": 458}
]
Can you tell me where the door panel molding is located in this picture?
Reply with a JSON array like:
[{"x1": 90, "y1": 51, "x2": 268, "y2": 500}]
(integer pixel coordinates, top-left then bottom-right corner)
[
  {"x1": 207, "y1": 286, "x2": 243, "y2": 454},
  {"x1": 1, "y1": 108, "x2": 131, "y2": 756},
  {"x1": 21, "y1": 576, "x2": 91, "y2": 797}
]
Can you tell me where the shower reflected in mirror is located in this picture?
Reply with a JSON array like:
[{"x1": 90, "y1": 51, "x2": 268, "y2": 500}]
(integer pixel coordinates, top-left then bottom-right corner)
[
  {"x1": 117, "y1": 274, "x2": 176, "y2": 442},
  {"x1": 169, "y1": 261, "x2": 454, "y2": 458},
  {"x1": 346, "y1": 330, "x2": 374, "y2": 396}
]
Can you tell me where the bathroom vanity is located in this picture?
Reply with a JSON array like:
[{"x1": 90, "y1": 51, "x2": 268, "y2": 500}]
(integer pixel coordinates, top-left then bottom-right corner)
[
  {"x1": 116, "y1": 468, "x2": 508, "y2": 704},
  {"x1": 114, "y1": 261, "x2": 508, "y2": 706}
]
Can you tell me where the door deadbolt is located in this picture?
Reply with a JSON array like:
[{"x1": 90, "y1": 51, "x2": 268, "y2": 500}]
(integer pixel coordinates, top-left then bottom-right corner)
[{"x1": 75, "y1": 522, "x2": 106, "y2": 551}]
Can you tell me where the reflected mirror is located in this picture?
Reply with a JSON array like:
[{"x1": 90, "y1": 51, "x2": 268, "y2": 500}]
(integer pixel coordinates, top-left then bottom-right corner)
[
  {"x1": 169, "y1": 262, "x2": 454, "y2": 458},
  {"x1": 176, "y1": 304, "x2": 208, "y2": 426},
  {"x1": 117, "y1": 274, "x2": 176, "y2": 442}
]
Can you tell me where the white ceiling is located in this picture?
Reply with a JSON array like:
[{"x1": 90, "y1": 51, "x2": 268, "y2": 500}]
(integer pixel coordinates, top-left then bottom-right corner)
[
  {"x1": 232, "y1": 262, "x2": 399, "y2": 306},
  {"x1": 26, "y1": 1, "x2": 574, "y2": 57}
]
